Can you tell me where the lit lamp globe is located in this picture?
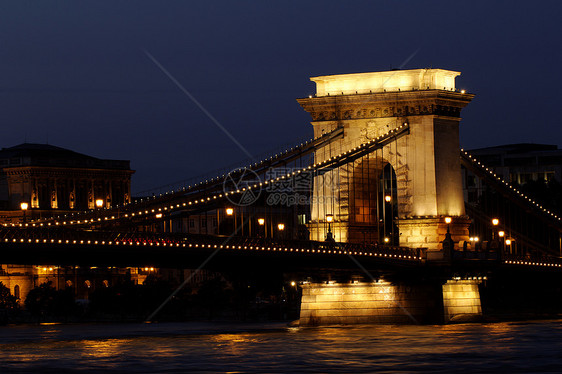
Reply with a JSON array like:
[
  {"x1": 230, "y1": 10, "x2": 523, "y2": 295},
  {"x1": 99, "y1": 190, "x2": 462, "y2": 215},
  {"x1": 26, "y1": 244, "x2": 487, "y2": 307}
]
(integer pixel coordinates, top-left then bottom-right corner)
[
  {"x1": 258, "y1": 218, "x2": 265, "y2": 226},
  {"x1": 95, "y1": 199, "x2": 104, "y2": 208},
  {"x1": 277, "y1": 223, "x2": 285, "y2": 231},
  {"x1": 325, "y1": 214, "x2": 334, "y2": 242},
  {"x1": 20, "y1": 202, "x2": 28, "y2": 224},
  {"x1": 492, "y1": 218, "x2": 499, "y2": 226},
  {"x1": 384, "y1": 195, "x2": 392, "y2": 203},
  {"x1": 226, "y1": 208, "x2": 234, "y2": 216}
]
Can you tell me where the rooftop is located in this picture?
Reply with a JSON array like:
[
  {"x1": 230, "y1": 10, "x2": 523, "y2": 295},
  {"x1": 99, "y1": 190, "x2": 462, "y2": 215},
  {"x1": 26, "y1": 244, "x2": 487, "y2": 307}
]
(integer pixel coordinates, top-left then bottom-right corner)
[
  {"x1": 0, "y1": 143, "x2": 132, "y2": 170},
  {"x1": 310, "y1": 68, "x2": 461, "y2": 97}
]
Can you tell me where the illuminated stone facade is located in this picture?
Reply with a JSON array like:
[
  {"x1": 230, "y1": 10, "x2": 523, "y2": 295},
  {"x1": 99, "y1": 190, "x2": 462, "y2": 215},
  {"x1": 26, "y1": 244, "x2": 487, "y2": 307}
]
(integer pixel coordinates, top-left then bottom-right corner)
[
  {"x1": 299, "y1": 279, "x2": 482, "y2": 325},
  {"x1": 299, "y1": 280, "x2": 442, "y2": 325},
  {"x1": 298, "y1": 69, "x2": 473, "y2": 249},
  {"x1": 0, "y1": 143, "x2": 133, "y2": 223},
  {"x1": 442, "y1": 279, "x2": 482, "y2": 322}
]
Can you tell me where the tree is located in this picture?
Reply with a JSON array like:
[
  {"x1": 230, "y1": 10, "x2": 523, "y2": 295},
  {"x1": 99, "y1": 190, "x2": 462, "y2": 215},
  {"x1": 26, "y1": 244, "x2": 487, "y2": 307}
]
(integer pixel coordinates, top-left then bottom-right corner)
[
  {"x1": 0, "y1": 282, "x2": 18, "y2": 310},
  {"x1": 25, "y1": 282, "x2": 58, "y2": 320}
]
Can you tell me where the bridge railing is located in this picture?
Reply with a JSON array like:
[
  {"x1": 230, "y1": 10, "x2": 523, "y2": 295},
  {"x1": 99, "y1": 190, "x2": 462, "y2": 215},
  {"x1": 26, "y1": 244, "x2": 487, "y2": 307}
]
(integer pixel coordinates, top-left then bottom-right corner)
[{"x1": 0, "y1": 227, "x2": 422, "y2": 261}]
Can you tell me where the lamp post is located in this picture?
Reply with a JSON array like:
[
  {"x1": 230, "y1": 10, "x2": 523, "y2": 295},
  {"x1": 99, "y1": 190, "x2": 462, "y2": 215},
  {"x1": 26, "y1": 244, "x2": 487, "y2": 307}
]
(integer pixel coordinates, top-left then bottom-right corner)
[
  {"x1": 445, "y1": 216, "x2": 452, "y2": 232},
  {"x1": 325, "y1": 214, "x2": 334, "y2": 242},
  {"x1": 226, "y1": 207, "x2": 235, "y2": 234},
  {"x1": 258, "y1": 217, "x2": 265, "y2": 237},
  {"x1": 95, "y1": 199, "x2": 104, "y2": 209},
  {"x1": 20, "y1": 202, "x2": 28, "y2": 224},
  {"x1": 490, "y1": 218, "x2": 501, "y2": 256},
  {"x1": 277, "y1": 223, "x2": 285, "y2": 240},
  {"x1": 442, "y1": 217, "x2": 455, "y2": 256},
  {"x1": 491, "y1": 218, "x2": 499, "y2": 239}
]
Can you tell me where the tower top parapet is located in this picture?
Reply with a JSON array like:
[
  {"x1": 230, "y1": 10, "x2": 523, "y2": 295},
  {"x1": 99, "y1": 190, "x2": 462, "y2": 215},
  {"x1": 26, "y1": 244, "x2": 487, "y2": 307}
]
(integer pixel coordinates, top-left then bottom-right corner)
[{"x1": 311, "y1": 68, "x2": 460, "y2": 97}]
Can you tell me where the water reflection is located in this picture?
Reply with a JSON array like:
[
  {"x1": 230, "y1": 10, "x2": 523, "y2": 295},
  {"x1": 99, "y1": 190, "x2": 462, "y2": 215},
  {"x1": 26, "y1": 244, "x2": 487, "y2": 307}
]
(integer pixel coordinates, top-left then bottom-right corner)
[{"x1": 0, "y1": 321, "x2": 561, "y2": 372}]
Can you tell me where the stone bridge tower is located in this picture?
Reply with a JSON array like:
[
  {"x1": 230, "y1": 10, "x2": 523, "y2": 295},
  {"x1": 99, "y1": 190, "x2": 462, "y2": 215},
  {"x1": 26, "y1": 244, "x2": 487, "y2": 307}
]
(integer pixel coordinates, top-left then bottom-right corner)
[{"x1": 297, "y1": 68, "x2": 474, "y2": 250}]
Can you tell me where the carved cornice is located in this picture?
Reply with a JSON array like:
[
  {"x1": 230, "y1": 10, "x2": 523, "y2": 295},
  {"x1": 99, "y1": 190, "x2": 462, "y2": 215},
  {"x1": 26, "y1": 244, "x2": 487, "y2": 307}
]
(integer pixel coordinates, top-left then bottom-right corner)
[
  {"x1": 3, "y1": 166, "x2": 134, "y2": 180},
  {"x1": 297, "y1": 90, "x2": 474, "y2": 122}
]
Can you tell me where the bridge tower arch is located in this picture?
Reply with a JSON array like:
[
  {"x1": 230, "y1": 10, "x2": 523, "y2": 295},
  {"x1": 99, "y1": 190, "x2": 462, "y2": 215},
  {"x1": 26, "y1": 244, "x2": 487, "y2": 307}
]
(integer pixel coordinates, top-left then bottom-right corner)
[{"x1": 298, "y1": 68, "x2": 474, "y2": 250}]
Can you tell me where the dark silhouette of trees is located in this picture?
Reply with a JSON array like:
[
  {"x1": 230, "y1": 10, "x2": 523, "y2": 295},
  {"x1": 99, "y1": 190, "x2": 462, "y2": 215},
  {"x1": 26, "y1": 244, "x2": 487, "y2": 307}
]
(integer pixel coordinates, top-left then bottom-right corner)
[
  {"x1": 24, "y1": 282, "x2": 76, "y2": 322},
  {"x1": 0, "y1": 282, "x2": 18, "y2": 311}
]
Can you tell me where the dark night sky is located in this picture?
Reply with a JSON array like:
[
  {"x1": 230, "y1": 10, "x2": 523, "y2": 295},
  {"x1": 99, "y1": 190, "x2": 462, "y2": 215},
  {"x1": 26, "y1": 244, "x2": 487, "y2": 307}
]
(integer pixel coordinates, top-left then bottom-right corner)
[{"x1": 1, "y1": 1, "x2": 561, "y2": 193}]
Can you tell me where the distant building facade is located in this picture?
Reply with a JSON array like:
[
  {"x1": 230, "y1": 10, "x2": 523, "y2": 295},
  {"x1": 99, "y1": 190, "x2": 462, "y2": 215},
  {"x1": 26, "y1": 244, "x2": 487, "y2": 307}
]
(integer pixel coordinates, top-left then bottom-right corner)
[
  {"x1": 0, "y1": 143, "x2": 135, "y2": 304},
  {"x1": 0, "y1": 143, "x2": 134, "y2": 223}
]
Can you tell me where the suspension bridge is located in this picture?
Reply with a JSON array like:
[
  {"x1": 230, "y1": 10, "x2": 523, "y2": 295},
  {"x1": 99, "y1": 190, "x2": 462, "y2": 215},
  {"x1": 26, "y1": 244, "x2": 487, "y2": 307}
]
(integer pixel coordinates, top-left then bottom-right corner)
[{"x1": 2, "y1": 68, "x2": 562, "y2": 324}]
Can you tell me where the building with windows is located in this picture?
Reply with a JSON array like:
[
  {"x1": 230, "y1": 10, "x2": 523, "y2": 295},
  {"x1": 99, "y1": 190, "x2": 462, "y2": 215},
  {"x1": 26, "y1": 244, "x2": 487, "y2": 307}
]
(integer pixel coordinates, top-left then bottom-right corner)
[
  {"x1": 0, "y1": 143, "x2": 135, "y2": 304},
  {"x1": 0, "y1": 143, "x2": 134, "y2": 223}
]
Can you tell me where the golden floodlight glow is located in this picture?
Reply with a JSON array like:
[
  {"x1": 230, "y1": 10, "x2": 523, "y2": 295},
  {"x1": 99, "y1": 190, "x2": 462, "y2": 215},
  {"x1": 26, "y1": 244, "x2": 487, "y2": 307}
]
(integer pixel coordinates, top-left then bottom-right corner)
[
  {"x1": 291, "y1": 281, "x2": 296, "y2": 287},
  {"x1": 20, "y1": 202, "x2": 28, "y2": 210},
  {"x1": 258, "y1": 218, "x2": 265, "y2": 225},
  {"x1": 277, "y1": 223, "x2": 285, "y2": 231},
  {"x1": 95, "y1": 199, "x2": 104, "y2": 208},
  {"x1": 444, "y1": 217, "x2": 452, "y2": 224},
  {"x1": 326, "y1": 214, "x2": 334, "y2": 223},
  {"x1": 498, "y1": 231, "x2": 505, "y2": 237},
  {"x1": 226, "y1": 208, "x2": 234, "y2": 216},
  {"x1": 384, "y1": 195, "x2": 392, "y2": 203}
]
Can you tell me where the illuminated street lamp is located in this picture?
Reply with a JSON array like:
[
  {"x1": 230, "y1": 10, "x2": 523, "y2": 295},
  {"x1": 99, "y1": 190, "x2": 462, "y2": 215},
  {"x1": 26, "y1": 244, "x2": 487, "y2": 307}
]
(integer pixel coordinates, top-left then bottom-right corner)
[
  {"x1": 226, "y1": 208, "x2": 234, "y2": 216},
  {"x1": 258, "y1": 217, "x2": 265, "y2": 237},
  {"x1": 325, "y1": 214, "x2": 334, "y2": 242},
  {"x1": 277, "y1": 222, "x2": 285, "y2": 240},
  {"x1": 95, "y1": 199, "x2": 104, "y2": 208},
  {"x1": 498, "y1": 231, "x2": 505, "y2": 238},
  {"x1": 384, "y1": 195, "x2": 392, "y2": 203},
  {"x1": 445, "y1": 216, "x2": 452, "y2": 230},
  {"x1": 20, "y1": 202, "x2": 28, "y2": 224},
  {"x1": 384, "y1": 237, "x2": 390, "y2": 244},
  {"x1": 492, "y1": 218, "x2": 499, "y2": 226}
]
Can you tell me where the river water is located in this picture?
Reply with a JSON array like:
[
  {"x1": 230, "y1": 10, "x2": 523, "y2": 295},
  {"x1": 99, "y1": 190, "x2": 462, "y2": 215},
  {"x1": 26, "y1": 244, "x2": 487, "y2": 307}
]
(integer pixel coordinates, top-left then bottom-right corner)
[{"x1": 1, "y1": 320, "x2": 561, "y2": 373}]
